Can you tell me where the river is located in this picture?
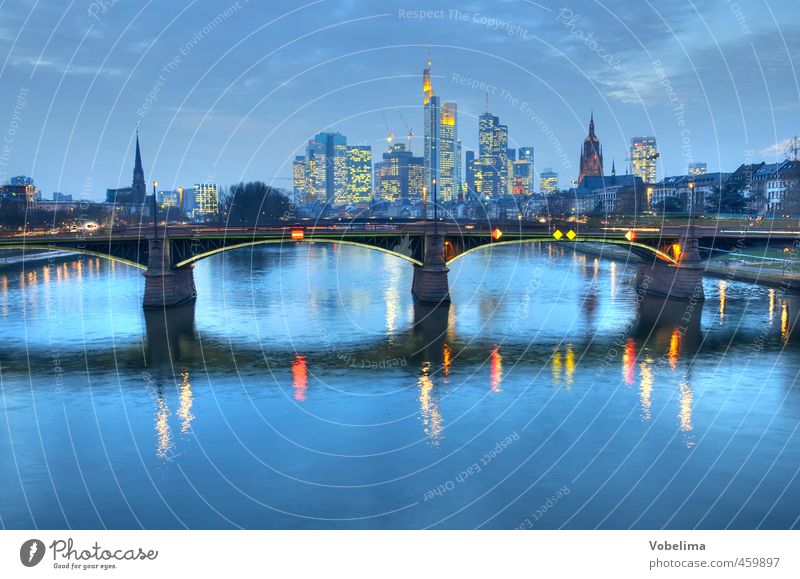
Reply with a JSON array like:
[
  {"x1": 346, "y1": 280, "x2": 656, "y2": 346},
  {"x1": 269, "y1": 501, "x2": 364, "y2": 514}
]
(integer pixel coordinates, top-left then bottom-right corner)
[{"x1": 0, "y1": 243, "x2": 798, "y2": 529}]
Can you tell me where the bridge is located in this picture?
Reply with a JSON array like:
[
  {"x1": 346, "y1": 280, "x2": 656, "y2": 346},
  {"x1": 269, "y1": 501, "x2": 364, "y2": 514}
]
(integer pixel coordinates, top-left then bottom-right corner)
[{"x1": 0, "y1": 220, "x2": 795, "y2": 308}]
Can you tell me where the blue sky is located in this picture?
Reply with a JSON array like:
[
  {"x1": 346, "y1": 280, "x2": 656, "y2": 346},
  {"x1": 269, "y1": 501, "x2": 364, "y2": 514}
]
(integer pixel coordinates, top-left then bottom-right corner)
[{"x1": 0, "y1": 0, "x2": 797, "y2": 199}]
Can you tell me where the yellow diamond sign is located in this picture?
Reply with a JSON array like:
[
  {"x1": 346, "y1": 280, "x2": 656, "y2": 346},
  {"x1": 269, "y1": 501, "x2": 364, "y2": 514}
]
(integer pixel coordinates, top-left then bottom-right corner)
[
  {"x1": 566, "y1": 229, "x2": 576, "y2": 240},
  {"x1": 552, "y1": 229, "x2": 563, "y2": 240}
]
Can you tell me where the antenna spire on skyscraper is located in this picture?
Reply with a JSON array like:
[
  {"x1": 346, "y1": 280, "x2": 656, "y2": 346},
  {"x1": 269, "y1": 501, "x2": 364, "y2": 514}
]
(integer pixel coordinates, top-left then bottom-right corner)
[{"x1": 422, "y1": 52, "x2": 434, "y2": 105}]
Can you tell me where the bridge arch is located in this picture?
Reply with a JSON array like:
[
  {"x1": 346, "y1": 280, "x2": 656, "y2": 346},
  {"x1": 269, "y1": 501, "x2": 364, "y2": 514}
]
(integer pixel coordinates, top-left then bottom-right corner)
[
  {"x1": 173, "y1": 237, "x2": 424, "y2": 268},
  {"x1": 445, "y1": 238, "x2": 677, "y2": 266},
  {"x1": 0, "y1": 243, "x2": 147, "y2": 270}
]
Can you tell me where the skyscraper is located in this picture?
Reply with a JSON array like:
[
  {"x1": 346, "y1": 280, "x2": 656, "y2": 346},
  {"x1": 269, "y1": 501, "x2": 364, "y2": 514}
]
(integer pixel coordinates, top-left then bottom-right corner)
[
  {"x1": 193, "y1": 183, "x2": 218, "y2": 221},
  {"x1": 293, "y1": 156, "x2": 307, "y2": 202},
  {"x1": 465, "y1": 150, "x2": 477, "y2": 198},
  {"x1": 375, "y1": 143, "x2": 424, "y2": 203},
  {"x1": 514, "y1": 147, "x2": 534, "y2": 196},
  {"x1": 305, "y1": 139, "x2": 326, "y2": 203},
  {"x1": 540, "y1": 169, "x2": 558, "y2": 194},
  {"x1": 578, "y1": 113, "x2": 603, "y2": 184},
  {"x1": 345, "y1": 145, "x2": 372, "y2": 205},
  {"x1": 423, "y1": 58, "x2": 459, "y2": 204},
  {"x1": 630, "y1": 136, "x2": 658, "y2": 183},
  {"x1": 305, "y1": 132, "x2": 347, "y2": 204},
  {"x1": 476, "y1": 111, "x2": 508, "y2": 197}
]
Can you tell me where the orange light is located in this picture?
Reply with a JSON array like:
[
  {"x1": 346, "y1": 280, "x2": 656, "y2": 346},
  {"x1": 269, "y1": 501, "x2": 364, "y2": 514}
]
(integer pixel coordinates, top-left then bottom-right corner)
[
  {"x1": 672, "y1": 243, "x2": 681, "y2": 260},
  {"x1": 492, "y1": 228, "x2": 503, "y2": 240},
  {"x1": 292, "y1": 355, "x2": 308, "y2": 401},
  {"x1": 291, "y1": 229, "x2": 304, "y2": 241},
  {"x1": 490, "y1": 346, "x2": 503, "y2": 392},
  {"x1": 625, "y1": 230, "x2": 636, "y2": 242}
]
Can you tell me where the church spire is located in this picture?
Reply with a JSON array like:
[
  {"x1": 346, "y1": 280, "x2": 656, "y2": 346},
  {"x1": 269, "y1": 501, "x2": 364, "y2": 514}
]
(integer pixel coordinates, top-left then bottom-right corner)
[
  {"x1": 132, "y1": 129, "x2": 146, "y2": 202},
  {"x1": 611, "y1": 158, "x2": 616, "y2": 176},
  {"x1": 578, "y1": 112, "x2": 603, "y2": 184},
  {"x1": 134, "y1": 130, "x2": 143, "y2": 174}
]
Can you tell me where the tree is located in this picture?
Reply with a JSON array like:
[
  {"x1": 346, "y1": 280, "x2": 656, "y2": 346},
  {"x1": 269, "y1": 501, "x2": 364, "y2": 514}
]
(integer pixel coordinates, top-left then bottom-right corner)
[
  {"x1": 652, "y1": 197, "x2": 683, "y2": 214},
  {"x1": 226, "y1": 182, "x2": 292, "y2": 226},
  {"x1": 779, "y1": 176, "x2": 800, "y2": 217},
  {"x1": 705, "y1": 185, "x2": 746, "y2": 215}
]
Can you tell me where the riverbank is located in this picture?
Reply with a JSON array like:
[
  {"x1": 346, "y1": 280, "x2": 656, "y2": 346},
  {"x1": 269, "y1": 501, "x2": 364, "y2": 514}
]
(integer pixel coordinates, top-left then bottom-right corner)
[
  {"x1": 0, "y1": 249, "x2": 76, "y2": 267},
  {"x1": 573, "y1": 242, "x2": 800, "y2": 291},
  {"x1": 703, "y1": 261, "x2": 800, "y2": 290}
]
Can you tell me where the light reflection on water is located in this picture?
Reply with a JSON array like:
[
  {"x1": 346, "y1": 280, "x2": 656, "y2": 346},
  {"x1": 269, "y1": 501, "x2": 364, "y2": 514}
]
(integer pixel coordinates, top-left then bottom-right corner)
[{"x1": 0, "y1": 244, "x2": 799, "y2": 529}]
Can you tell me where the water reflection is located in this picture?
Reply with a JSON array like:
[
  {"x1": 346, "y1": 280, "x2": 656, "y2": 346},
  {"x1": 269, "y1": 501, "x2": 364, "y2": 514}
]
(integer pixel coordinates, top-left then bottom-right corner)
[
  {"x1": 781, "y1": 300, "x2": 790, "y2": 344},
  {"x1": 292, "y1": 355, "x2": 308, "y2": 401},
  {"x1": 633, "y1": 294, "x2": 703, "y2": 363},
  {"x1": 412, "y1": 303, "x2": 450, "y2": 366},
  {"x1": 410, "y1": 304, "x2": 451, "y2": 444},
  {"x1": 552, "y1": 347, "x2": 562, "y2": 384},
  {"x1": 490, "y1": 346, "x2": 503, "y2": 392},
  {"x1": 418, "y1": 361, "x2": 443, "y2": 445},
  {"x1": 176, "y1": 369, "x2": 195, "y2": 434},
  {"x1": 4, "y1": 245, "x2": 800, "y2": 528},
  {"x1": 155, "y1": 390, "x2": 173, "y2": 460},
  {"x1": 639, "y1": 357, "x2": 654, "y2": 421},
  {"x1": 668, "y1": 329, "x2": 681, "y2": 370},
  {"x1": 143, "y1": 304, "x2": 197, "y2": 366},
  {"x1": 622, "y1": 339, "x2": 636, "y2": 386},
  {"x1": 564, "y1": 343, "x2": 575, "y2": 389},
  {"x1": 443, "y1": 343, "x2": 452, "y2": 376},
  {"x1": 384, "y1": 258, "x2": 402, "y2": 337},
  {"x1": 609, "y1": 261, "x2": 617, "y2": 298},
  {"x1": 679, "y1": 381, "x2": 694, "y2": 434},
  {"x1": 768, "y1": 289, "x2": 775, "y2": 322}
]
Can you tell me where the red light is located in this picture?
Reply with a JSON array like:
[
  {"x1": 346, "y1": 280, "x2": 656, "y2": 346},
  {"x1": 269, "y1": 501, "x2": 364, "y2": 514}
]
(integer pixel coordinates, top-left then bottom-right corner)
[
  {"x1": 625, "y1": 230, "x2": 636, "y2": 242},
  {"x1": 292, "y1": 355, "x2": 307, "y2": 401},
  {"x1": 291, "y1": 229, "x2": 304, "y2": 241},
  {"x1": 492, "y1": 228, "x2": 503, "y2": 240}
]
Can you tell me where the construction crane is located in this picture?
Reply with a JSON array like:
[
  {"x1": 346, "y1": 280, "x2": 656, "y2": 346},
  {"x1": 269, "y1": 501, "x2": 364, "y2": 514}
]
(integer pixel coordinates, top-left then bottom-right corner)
[
  {"x1": 397, "y1": 109, "x2": 414, "y2": 153},
  {"x1": 380, "y1": 110, "x2": 394, "y2": 149}
]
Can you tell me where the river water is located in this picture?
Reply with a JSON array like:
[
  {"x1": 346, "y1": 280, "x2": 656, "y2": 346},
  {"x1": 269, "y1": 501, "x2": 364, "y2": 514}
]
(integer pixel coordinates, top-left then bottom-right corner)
[{"x1": 1, "y1": 244, "x2": 799, "y2": 529}]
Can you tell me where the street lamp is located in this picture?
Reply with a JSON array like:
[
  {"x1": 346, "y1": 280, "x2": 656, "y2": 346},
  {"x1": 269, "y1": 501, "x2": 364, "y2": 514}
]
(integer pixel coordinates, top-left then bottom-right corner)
[
  {"x1": 178, "y1": 186, "x2": 184, "y2": 225},
  {"x1": 152, "y1": 180, "x2": 158, "y2": 236},
  {"x1": 432, "y1": 177, "x2": 439, "y2": 235}
]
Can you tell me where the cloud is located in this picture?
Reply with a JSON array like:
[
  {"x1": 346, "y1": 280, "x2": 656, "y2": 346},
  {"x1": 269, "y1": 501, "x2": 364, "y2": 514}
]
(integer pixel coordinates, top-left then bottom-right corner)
[
  {"x1": 7, "y1": 54, "x2": 125, "y2": 76},
  {"x1": 760, "y1": 137, "x2": 797, "y2": 157}
]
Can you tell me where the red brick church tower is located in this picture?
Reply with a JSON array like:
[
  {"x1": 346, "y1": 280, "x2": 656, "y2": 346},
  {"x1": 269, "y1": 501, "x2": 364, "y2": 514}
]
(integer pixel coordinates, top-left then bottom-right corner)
[{"x1": 578, "y1": 113, "x2": 603, "y2": 184}]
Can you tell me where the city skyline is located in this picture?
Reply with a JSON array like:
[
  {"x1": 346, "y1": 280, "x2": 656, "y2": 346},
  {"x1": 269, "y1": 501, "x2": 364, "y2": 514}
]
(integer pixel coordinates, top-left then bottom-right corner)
[{"x1": 0, "y1": 1, "x2": 797, "y2": 200}]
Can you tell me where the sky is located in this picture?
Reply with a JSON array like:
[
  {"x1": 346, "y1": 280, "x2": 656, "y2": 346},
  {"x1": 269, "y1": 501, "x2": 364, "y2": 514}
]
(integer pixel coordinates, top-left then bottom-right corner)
[{"x1": 0, "y1": 0, "x2": 798, "y2": 200}]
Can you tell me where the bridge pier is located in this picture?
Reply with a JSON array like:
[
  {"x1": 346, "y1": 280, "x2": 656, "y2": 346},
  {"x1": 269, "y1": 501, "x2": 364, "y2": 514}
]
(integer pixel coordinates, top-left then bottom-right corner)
[
  {"x1": 412, "y1": 233, "x2": 450, "y2": 306},
  {"x1": 143, "y1": 238, "x2": 197, "y2": 309},
  {"x1": 636, "y1": 232, "x2": 705, "y2": 301}
]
